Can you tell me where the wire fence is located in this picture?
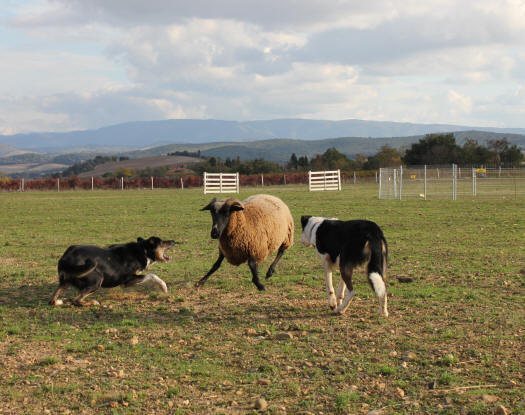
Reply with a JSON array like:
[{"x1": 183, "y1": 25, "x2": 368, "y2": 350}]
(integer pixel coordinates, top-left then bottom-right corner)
[
  {"x1": 379, "y1": 165, "x2": 525, "y2": 200},
  {"x1": 0, "y1": 170, "x2": 380, "y2": 192}
]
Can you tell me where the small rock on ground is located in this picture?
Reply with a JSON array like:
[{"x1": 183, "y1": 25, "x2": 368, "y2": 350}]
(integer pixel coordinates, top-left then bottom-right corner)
[{"x1": 254, "y1": 398, "x2": 268, "y2": 411}]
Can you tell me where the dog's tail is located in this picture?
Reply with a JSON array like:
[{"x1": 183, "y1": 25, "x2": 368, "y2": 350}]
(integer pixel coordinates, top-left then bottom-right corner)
[
  {"x1": 367, "y1": 235, "x2": 389, "y2": 317},
  {"x1": 58, "y1": 258, "x2": 97, "y2": 279}
]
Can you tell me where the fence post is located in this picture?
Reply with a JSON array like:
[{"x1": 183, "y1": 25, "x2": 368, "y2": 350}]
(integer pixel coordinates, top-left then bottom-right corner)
[
  {"x1": 21, "y1": 178, "x2": 24, "y2": 192},
  {"x1": 399, "y1": 165, "x2": 403, "y2": 200},
  {"x1": 261, "y1": 174, "x2": 264, "y2": 186},
  {"x1": 283, "y1": 173, "x2": 286, "y2": 185},
  {"x1": 180, "y1": 178, "x2": 184, "y2": 189},
  {"x1": 393, "y1": 169, "x2": 397, "y2": 199},
  {"x1": 338, "y1": 169, "x2": 341, "y2": 191},
  {"x1": 121, "y1": 177, "x2": 124, "y2": 190},
  {"x1": 472, "y1": 168, "x2": 476, "y2": 196},
  {"x1": 91, "y1": 176, "x2": 94, "y2": 191},
  {"x1": 236, "y1": 173, "x2": 240, "y2": 193},
  {"x1": 378, "y1": 169, "x2": 382, "y2": 198},
  {"x1": 219, "y1": 173, "x2": 223, "y2": 193},
  {"x1": 424, "y1": 165, "x2": 427, "y2": 200},
  {"x1": 452, "y1": 164, "x2": 457, "y2": 200},
  {"x1": 57, "y1": 178, "x2": 60, "y2": 192},
  {"x1": 308, "y1": 171, "x2": 311, "y2": 191}
]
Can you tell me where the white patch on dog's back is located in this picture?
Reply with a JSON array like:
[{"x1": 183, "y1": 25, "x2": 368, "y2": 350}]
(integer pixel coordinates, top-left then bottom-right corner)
[{"x1": 369, "y1": 272, "x2": 385, "y2": 298}]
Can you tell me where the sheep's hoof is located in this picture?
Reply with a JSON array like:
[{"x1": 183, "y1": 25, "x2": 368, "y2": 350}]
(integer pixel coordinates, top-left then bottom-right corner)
[
  {"x1": 257, "y1": 284, "x2": 266, "y2": 291},
  {"x1": 265, "y1": 269, "x2": 274, "y2": 279}
]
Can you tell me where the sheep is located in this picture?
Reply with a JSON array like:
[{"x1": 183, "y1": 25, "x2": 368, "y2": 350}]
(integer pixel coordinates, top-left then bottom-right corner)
[{"x1": 197, "y1": 194, "x2": 294, "y2": 291}]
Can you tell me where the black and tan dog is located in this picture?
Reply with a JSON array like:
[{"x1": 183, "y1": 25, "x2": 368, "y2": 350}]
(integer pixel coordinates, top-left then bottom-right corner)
[{"x1": 49, "y1": 236, "x2": 175, "y2": 306}]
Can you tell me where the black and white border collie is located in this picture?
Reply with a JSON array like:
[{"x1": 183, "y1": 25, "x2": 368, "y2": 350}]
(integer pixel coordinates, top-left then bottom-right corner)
[{"x1": 300, "y1": 216, "x2": 389, "y2": 317}]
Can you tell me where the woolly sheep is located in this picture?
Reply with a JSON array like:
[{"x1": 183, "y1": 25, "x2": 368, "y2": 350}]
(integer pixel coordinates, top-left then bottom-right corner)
[{"x1": 197, "y1": 194, "x2": 294, "y2": 291}]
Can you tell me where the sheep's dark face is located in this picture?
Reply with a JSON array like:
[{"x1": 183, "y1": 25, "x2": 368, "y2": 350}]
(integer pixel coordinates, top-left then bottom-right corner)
[{"x1": 201, "y1": 198, "x2": 244, "y2": 239}]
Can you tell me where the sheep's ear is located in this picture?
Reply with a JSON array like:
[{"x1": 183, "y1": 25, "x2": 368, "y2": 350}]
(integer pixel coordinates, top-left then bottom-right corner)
[
  {"x1": 300, "y1": 215, "x2": 312, "y2": 229},
  {"x1": 230, "y1": 201, "x2": 244, "y2": 212},
  {"x1": 137, "y1": 237, "x2": 144, "y2": 243},
  {"x1": 201, "y1": 198, "x2": 217, "y2": 211}
]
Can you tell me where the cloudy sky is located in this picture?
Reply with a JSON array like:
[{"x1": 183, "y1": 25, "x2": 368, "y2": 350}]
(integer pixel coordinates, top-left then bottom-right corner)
[{"x1": 2, "y1": 0, "x2": 525, "y2": 134}]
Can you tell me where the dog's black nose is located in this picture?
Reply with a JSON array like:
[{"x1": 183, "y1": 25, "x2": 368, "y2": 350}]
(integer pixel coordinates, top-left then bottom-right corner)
[{"x1": 210, "y1": 229, "x2": 219, "y2": 239}]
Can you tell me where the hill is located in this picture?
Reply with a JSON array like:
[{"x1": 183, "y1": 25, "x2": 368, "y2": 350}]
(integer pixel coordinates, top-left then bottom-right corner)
[
  {"x1": 124, "y1": 131, "x2": 525, "y2": 162},
  {"x1": 2, "y1": 118, "x2": 525, "y2": 151},
  {"x1": 76, "y1": 155, "x2": 202, "y2": 178},
  {"x1": 0, "y1": 143, "x2": 34, "y2": 158},
  {"x1": 3, "y1": 130, "x2": 524, "y2": 177}
]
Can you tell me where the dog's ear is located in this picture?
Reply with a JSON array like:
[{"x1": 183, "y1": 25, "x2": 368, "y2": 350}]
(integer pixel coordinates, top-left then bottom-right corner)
[
  {"x1": 300, "y1": 215, "x2": 312, "y2": 229},
  {"x1": 229, "y1": 200, "x2": 244, "y2": 212},
  {"x1": 201, "y1": 198, "x2": 217, "y2": 211}
]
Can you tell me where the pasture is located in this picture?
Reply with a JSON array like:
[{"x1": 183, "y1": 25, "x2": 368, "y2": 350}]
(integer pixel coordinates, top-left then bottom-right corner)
[{"x1": 0, "y1": 186, "x2": 523, "y2": 414}]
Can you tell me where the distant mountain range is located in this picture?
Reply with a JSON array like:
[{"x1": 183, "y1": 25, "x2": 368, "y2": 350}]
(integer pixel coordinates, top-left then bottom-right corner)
[
  {"x1": 1, "y1": 119, "x2": 524, "y2": 177},
  {"x1": 2, "y1": 118, "x2": 525, "y2": 152}
]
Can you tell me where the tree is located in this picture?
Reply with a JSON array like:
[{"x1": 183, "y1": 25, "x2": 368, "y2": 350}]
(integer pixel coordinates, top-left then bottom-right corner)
[
  {"x1": 297, "y1": 156, "x2": 309, "y2": 170},
  {"x1": 287, "y1": 153, "x2": 298, "y2": 170},
  {"x1": 461, "y1": 139, "x2": 492, "y2": 166},
  {"x1": 487, "y1": 138, "x2": 523, "y2": 167},
  {"x1": 402, "y1": 133, "x2": 462, "y2": 165},
  {"x1": 364, "y1": 145, "x2": 402, "y2": 169}
]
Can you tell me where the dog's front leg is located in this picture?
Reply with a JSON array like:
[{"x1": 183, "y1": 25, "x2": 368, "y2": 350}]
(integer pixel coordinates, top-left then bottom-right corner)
[
  {"x1": 123, "y1": 274, "x2": 168, "y2": 293},
  {"x1": 323, "y1": 257, "x2": 337, "y2": 310}
]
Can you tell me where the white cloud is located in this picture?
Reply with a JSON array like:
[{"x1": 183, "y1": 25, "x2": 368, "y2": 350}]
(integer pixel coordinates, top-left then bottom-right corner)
[
  {"x1": 2, "y1": 0, "x2": 525, "y2": 133},
  {"x1": 448, "y1": 90, "x2": 473, "y2": 115}
]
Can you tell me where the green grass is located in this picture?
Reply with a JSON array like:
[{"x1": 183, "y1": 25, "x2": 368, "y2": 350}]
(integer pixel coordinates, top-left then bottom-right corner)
[{"x1": 0, "y1": 185, "x2": 523, "y2": 414}]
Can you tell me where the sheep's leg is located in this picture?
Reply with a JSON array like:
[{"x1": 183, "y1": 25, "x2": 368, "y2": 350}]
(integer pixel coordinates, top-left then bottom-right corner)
[
  {"x1": 248, "y1": 257, "x2": 265, "y2": 291},
  {"x1": 265, "y1": 244, "x2": 287, "y2": 279},
  {"x1": 195, "y1": 252, "x2": 225, "y2": 287}
]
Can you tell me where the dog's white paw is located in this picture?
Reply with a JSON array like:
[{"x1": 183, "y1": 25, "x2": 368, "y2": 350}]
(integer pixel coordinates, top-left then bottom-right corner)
[
  {"x1": 378, "y1": 308, "x2": 389, "y2": 318},
  {"x1": 146, "y1": 274, "x2": 168, "y2": 293}
]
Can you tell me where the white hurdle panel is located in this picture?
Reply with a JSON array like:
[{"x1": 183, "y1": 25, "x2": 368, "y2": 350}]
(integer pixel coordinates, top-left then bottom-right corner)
[
  {"x1": 308, "y1": 169, "x2": 341, "y2": 191},
  {"x1": 203, "y1": 172, "x2": 239, "y2": 194}
]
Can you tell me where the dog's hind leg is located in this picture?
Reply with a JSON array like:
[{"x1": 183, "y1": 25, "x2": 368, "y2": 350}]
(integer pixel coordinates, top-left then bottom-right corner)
[
  {"x1": 335, "y1": 279, "x2": 346, "y2": 306},
  {"x1": 123, "y1": 274, "x2": 168, "y2": 293},
  {"x1": 368, "y1": 271, "x2": 388, "y2": 317},
  {"x1": 333, "y1": 263, "x2": 355, "y2": 315},
  {"x1": 72, "y1": 277, "x2": 103, "y2": 307},
  {"x1": 49, "y1": 283, "x2": 68, "y2": 306}
]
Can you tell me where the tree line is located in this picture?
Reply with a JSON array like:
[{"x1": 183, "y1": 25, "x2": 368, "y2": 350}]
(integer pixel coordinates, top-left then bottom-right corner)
[{"x1": 54, "y1": 133, "x2": 522, "y2": 179}]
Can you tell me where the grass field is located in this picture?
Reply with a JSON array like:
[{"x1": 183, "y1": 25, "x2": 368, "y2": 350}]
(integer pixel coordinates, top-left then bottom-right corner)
[{"x1": 0, "y1": 185, "x2": 523, "y2": 415}]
